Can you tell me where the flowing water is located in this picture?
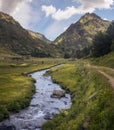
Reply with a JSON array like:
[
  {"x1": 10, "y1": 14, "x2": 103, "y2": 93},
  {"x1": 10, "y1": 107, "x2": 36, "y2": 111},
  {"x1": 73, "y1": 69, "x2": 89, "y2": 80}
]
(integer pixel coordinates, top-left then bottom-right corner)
[{"x1": 0, "y1": 66, "x2": 72, "y2": 130}]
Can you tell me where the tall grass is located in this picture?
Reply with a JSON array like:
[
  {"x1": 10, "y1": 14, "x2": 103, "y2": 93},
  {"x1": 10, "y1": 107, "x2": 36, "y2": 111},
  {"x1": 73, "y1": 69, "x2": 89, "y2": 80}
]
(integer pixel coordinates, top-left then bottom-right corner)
[{"x1": 43, "y1": 62, "x2": 114, "y2": 130}]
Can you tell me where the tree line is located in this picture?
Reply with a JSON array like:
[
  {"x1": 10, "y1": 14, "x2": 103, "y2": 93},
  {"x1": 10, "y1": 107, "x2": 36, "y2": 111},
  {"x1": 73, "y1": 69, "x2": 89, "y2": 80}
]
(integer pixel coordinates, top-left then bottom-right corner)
[{"x1": 91, "y1": 21, "x2": 114, "y2": 57}]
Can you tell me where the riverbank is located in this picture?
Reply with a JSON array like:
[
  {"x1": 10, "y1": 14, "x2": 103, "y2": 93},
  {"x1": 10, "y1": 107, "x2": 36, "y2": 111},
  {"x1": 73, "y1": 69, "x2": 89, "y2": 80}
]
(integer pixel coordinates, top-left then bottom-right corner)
[
  {"x1": 42, "y1": 62, "x2": 114, "y2": 130},
  {"x1": 0, "y1": 58, "x2": 66, "y2": 121},
  {"x1": 0, "y1": 64, "x2": 71, "y2": 130}
]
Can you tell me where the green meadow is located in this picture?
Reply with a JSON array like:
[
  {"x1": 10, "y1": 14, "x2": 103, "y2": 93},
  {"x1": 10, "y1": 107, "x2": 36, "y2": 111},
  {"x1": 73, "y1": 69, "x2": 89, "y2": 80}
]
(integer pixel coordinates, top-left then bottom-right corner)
[
  {"x1": 0, "y1": 58, "x2": 65, "y2": 121},
  {"x1": 0, "y1": 56, "x2": 114, "y2": 130},
  {"x1": 43, "y1": 61, "x2": 114, "y2": 130}
]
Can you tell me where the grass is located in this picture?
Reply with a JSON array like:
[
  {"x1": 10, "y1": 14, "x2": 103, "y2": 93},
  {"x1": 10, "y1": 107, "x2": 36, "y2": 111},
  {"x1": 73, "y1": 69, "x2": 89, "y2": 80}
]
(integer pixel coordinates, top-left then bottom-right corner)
[
  {"x1": 42, "y1": 61, "x2": 114, "y2": 130},
  {"x1": 1, "y1": 56, "x2": 114, "y2": 129},
  {"x1": 90, "y1": 52, "x2": 114, "y2": 68},
  {"x1": 88, "y1": 51, "x2": 114, "y2": 77},
  {"x1": 0, "y1": 57, "x2": 65, "y2": 121}
]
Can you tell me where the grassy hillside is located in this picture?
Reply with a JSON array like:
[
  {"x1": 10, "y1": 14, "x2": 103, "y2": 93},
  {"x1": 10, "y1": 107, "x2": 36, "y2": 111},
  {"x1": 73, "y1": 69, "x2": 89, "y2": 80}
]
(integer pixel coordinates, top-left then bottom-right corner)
[
  {"x1": 28, "y1": 30, "x2": 51, "y2": 43},
  {"x1": 90, "y1": 52, "x2": 114, "y2": 68},
  {"x1": 43, "y1": 62, "x2": 114, "y2": 130},
  {"x1": 0, "y1": 45, "x2": 17, "y2": 58},
  {"x1": 0, "y1": 12, "x2": 59, "y2": 58},
  {"x1": 0, "y1": 58, "x2": 65, "y2": 121}
]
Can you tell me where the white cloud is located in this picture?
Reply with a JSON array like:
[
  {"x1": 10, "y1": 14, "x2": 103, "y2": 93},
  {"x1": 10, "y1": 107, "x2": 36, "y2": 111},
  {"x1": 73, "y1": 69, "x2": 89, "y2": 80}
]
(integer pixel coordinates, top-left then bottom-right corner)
[
  {"x1": 42, "y1": 5, "x2": 56, "y2": 17},
  {"x1": 42, "y1": 0, "x2": 114, "y2": 20},
  {"x1": 52, "y1": 6, "x2": 78, "y2": 20},
  {"x1": 103, "y1": 18, "x2": 108, "y2": 20},
  {"x1": 78, "y1": 0, "x2": 114, "y2": 9},
  {"x1": 11, "y1": 1, "x2": 33, "y2": 28},
  {"x1": 0, "y1": 0, "x2": 21, "y2": 13},
  {"x1": 0, "y1": 0, "x2": 38, "y2": 28}
]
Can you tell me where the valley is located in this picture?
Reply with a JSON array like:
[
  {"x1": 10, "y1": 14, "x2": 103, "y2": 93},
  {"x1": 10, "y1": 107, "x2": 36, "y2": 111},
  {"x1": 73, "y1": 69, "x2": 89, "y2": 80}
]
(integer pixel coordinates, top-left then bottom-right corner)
[{"x1": 0, "y1": 11, "x2": 114, "y2": 130}]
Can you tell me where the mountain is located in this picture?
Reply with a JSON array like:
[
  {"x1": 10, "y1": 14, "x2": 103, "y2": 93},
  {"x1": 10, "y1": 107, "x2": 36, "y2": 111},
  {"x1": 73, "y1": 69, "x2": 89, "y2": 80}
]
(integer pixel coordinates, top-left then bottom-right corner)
[
  {"x1": 0, "y1": 12, "x2": 111, "y2": 58},
  {"x1": 54, "y1": 13, "x2": 110, "y2": 58},
  {"x1": 28, "y1": 30, "x2": 51, "y2": 44},
  {"x1": 0, "y1": 12, "x2": 57, "y2": 58}
]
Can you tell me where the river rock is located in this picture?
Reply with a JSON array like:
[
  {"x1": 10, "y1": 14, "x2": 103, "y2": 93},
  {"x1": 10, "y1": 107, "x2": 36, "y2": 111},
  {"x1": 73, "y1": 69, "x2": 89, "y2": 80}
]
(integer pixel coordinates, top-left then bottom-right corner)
[
  {"x1": 51, "y1": 90, "x2": 65, "y2": 98},
  {"x1": 44, "y1": 112, "x2": 52, "y2": 120},
  {"x1": 0, "y1": 125, "x2": 16, "y2": 130}
]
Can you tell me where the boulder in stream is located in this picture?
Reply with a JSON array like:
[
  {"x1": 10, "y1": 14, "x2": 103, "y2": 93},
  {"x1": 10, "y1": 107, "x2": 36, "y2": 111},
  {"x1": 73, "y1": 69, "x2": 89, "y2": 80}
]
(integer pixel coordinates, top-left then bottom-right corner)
[{"x1": 51, "y1": 90, "x2": 65, "y2": 98}]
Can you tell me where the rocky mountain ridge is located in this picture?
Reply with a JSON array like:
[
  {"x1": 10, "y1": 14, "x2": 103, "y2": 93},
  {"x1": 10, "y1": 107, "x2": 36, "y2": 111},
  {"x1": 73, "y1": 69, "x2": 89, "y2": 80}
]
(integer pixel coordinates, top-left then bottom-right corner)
[{"x1": 54, "y1": 13, "x2": 110, "y2": 58}]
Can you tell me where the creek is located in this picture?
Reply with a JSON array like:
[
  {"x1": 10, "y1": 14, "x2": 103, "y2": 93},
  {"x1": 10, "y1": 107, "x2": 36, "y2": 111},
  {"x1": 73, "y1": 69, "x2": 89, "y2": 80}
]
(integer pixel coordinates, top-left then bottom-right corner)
[{"x1": 0, "y1": 66, "x2": 72, "y2": 130}]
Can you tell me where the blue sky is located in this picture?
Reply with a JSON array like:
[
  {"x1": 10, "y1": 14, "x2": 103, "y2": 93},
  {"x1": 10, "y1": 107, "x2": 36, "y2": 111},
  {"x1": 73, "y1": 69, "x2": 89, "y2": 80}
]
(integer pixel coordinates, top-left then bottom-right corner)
[{"x1": 0, "y1": 0, "x2": 114, "y2": 41}]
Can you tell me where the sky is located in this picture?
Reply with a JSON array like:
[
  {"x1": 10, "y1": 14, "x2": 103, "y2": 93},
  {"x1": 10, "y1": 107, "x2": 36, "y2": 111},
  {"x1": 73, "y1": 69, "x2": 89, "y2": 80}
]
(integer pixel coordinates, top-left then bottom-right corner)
[{"x1": 0, "y1": 0, "x2": 114, "y2": 41}]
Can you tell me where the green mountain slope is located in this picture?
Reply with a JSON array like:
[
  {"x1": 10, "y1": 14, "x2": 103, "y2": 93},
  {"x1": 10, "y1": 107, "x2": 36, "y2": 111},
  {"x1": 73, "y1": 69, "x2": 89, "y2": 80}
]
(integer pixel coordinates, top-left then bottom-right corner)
[
  {"x1": 28, "y1": 30, "x2": 51, "y2": 44},
  {"x1": 0, "y1": 12, "x2": 58, "y2": 58},
  {"x1": 54, "y1": 13, "x2": 110, "y2": 58}
]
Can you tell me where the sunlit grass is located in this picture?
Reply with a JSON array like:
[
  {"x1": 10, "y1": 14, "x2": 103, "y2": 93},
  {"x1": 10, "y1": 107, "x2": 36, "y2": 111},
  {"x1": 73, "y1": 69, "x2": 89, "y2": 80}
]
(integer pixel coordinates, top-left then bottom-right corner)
[
  {"x1": 0, "y1": 58, "x2": 65, "y2": 121},
  {"x1": 43, "y1": 62, "x2": 114, "y2": 130}
]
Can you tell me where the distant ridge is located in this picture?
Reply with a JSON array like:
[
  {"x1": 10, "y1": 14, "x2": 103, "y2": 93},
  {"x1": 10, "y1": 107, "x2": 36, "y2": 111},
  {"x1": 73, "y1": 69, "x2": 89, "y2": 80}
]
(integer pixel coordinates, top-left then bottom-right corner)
[{"x1": 28, "y1": 30, "x2": 51, "y2": 44}]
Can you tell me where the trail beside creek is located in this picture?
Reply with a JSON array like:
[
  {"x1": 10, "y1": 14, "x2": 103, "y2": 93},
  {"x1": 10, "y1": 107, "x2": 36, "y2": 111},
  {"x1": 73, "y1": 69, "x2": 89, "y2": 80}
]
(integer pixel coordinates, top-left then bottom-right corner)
[
  {"x1": 87, "y1": 64, "x2": 114, "y2": 90},
  {"x1": 0, "y1": 66, "x2": 72, "y2": 130}
]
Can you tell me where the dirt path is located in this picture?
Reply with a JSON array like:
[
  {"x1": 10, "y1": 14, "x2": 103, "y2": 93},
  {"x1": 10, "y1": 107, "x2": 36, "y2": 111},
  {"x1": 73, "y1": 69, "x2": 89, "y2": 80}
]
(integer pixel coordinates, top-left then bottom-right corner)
[
  {"x1": 86, "y1": 64, "x2": 114, "y2": 90},
  {"x1": 98, "y1": 70, "x2": 114, "y2": 89}
]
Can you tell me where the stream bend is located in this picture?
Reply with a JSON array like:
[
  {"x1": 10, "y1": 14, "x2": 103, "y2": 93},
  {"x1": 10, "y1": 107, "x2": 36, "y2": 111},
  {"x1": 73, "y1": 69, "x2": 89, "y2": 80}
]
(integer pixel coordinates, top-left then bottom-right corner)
[{"x1": 0, "y1": 66, "x2": 72, "y2": 130}]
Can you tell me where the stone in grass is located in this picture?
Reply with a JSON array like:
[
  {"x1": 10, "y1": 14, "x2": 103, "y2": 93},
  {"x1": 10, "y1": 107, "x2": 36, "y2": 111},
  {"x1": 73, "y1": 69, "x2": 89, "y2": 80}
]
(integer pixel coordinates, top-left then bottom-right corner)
[{"x1": 51, "y1": 90, "x2": 65, "y2": 98}]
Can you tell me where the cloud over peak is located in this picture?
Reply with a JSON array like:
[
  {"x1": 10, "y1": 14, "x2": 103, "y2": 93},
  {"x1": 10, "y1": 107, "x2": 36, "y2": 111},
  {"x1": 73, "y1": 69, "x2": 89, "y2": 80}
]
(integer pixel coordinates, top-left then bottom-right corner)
[
  {"x1": 42, "y1": 0, "x2": 114, "y2": 20},
  {"x1": 0, "y1": 0, "x2": 34, "y2": 28}
]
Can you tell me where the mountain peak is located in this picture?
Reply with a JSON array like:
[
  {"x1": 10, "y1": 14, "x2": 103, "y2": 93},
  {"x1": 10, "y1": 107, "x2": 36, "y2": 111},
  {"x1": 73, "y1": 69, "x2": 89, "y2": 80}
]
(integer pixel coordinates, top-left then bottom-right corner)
[
  {"x1": 83, "y1": 13, "x2": 101, "y2": 18},
  {"x1": 79, "y1": 13, "x2": 102, "y2": 24},
  {"x1": 54, "y1": 13, "x2": 110, "y2": 58}
]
